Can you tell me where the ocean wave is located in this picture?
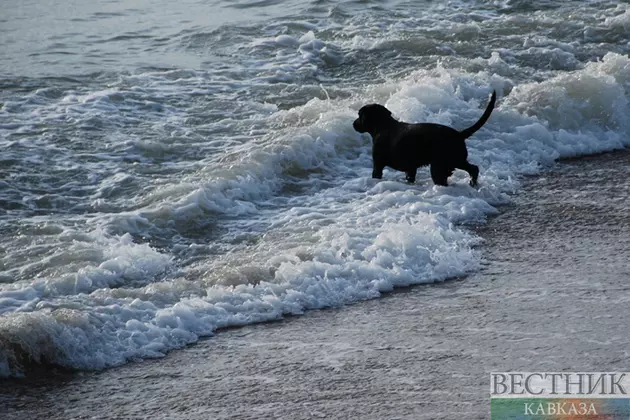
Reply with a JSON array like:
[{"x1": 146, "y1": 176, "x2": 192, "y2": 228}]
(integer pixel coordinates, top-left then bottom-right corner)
[{"x1": 2, "y1": 2, "x2": 630, "y2": 378}]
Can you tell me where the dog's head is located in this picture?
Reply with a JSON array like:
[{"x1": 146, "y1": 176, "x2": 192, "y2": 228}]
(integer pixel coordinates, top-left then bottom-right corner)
[{"x1": 353, "y1": 104, "x2": 393, "y2": 136}]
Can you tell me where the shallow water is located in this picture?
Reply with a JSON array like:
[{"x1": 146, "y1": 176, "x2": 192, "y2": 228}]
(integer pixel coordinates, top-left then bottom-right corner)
[
  {"x1": 2, "y1": 150, "x2": 629, "y2": 419},
  {"x1": 1, "y1": 0, "x2": 630, "y2": 377}
]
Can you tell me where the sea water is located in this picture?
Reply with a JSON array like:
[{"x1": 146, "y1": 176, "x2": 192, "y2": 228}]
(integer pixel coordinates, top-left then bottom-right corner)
[{"x1": 1, "y1": 0, "x2": 629, "y2": 377}]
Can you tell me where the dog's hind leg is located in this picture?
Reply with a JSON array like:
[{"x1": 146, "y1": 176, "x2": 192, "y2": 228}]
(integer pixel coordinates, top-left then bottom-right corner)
[
  {"x1": 456, "y1": 161, "x2": 479, "y2": 187},
  {"x1": 430, "y1": 164, "x2": 449, "y2": 186},
  {"x1": 405, "y1": 168, "x2": 417, "y2": 184}
]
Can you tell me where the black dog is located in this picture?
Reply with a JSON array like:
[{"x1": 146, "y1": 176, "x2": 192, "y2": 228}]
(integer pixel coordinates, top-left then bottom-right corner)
[{"x1": 353, "y1": 91, "x2": 496, "y2": 186}]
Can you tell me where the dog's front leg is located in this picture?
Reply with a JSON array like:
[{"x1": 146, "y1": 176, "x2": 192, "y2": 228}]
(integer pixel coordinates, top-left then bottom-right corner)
[
  {"x1": 405, "y1": 168, "x2": 417, "y2": 184},
  {"x1": 372, "y1": 141, "x2": 387, "y2": 179},
  {"x1": 430, "y1": 164, "x2": 449, "y2": 186},
  {"x1": 372, "y1": 165, "x2": 384, "y2": 179}
]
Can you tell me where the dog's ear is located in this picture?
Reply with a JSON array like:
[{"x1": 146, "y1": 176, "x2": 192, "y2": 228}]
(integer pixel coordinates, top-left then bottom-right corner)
[
  {"x1": 359, "y1": 104, "x2": 393, "y2": 133},
  {"x1": 360, "y1": 104, "x2": 391, "y2": 119},
  {"x1": 369, "y1": 105, "x2": 392, "y2": 120}
]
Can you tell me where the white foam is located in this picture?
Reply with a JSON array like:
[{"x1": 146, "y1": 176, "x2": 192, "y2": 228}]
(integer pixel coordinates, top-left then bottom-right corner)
[
  {"x1": 0, "y1": 231, "x2": 172, "y2": 307},
  {"x1": 2, "y1": 8, "x2": 630, "y2": 377},
  {"x1": 604, "y1": 8, "x2": 630, "y2": 30}
]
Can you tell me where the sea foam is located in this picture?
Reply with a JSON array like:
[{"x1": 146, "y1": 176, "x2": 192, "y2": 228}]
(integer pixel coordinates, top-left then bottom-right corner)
[{"x1": 1, "y1": 37, "x2": 630, "y2": 378}]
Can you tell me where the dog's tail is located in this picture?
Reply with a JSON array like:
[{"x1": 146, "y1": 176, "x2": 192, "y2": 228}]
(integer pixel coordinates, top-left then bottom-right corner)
[{"x1": 460, "y1": 90, "x2": 497, "y2": 140}]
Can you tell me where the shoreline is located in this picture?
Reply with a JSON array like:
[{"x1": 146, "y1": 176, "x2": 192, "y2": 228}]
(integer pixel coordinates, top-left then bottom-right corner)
[{"x1": 2, "y1": 149, "x2": 629, "y2": 419}]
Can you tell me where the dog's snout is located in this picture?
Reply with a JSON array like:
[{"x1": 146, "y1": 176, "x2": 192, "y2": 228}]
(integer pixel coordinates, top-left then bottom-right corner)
[{"x1": 353, "y1": 118, "x2": 365, "y2": 133}]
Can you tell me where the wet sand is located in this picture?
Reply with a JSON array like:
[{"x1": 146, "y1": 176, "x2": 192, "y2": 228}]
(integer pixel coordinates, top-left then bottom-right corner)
[{"x1": 1, "y1": 150, "x2": 629, "y2": 419}]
